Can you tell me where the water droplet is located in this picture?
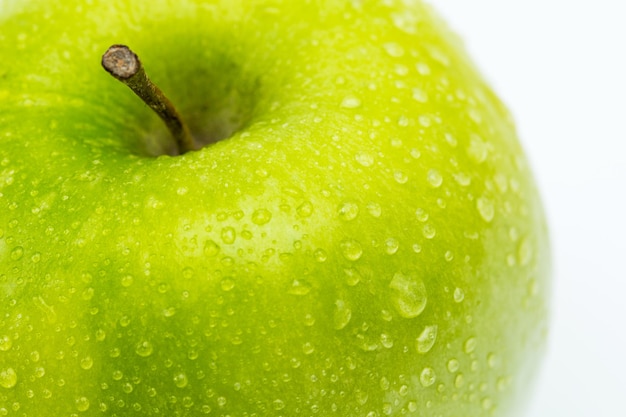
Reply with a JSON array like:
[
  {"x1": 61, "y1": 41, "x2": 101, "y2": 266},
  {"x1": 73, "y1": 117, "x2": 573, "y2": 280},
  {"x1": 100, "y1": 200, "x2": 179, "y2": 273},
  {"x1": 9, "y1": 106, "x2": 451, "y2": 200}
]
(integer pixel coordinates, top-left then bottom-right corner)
[
  {"x1": 297, "y1": 201, "x2": 314, "y2": 217},
  {"x1": 135, "y1": 340, "x2": 154, "y2": 357},
  {"x1": 464, "y1": 337, "x2": 477, "y2": 354},
  {"x1": 415, "y1": 208, "x2": 429, "y2": 222},
  {"x1": 488, "y1": 352, "x2": 499, "y2": 369},
  {"x1": 477, "y1": 197, "x2": 495, "y2": 222},
  {"x1": 288, "y1": 279, "x2": 312, "y2": 296},
  {"x1": 389, "y1": 272, "x2": 427, "y2": 318},
  {"x1": 251, "y1": 209, "x2": 272, "y2": 225},
  {"x1": 384, "y1": 238, "x2": 400, "y2": 255},
  {"x1": 302, "y1": 342, "x2": 315, "y2": 355},
  {"x1": 341, "y1": 95, "x2": 362, "y2": 109},
  {"x1": 419, "y1": 115, "x2": 432, "y2": 127},
  {"x1": 420, "y1": 367, "x2": 436, "y2": 387},
  {"x1": 482, "y1": 397, "x2": 494, "y2": 410},
  {"x1": 455, "y1": 373, "x2": 465, "y2": 388},
  {"x1": 380, "y1": 333, "x2": 394, "y2": 349},
  {"x1": 427, "y1": 169, "x2": 443, "y2": 187},
  {"x1": 422, "y1": 224, "x2": 436, "y2": 239},
  {"x1": 380, "y1": 376, "x2": 391, "y2": 390},
  {"x1": 366, "y1": 202, "x2": 382, "y2": 218},
  {"x1": 338, "y1": 202, "x2": 359, "y2": 221},
  {"x1": 454, "y1": 172, "x2": 472, "y2": 186},
  {"x1": 468, "y1": 135, "x2": 488, "y2": 163},
  {"x1": 34, "y1": 366, "x2": 45, "y2": 378},
  {"x1": 80, "y1": 356, "x2": 93, "y2": 370},
  {"x1": 221, "y1": 227, "x2": 236, "y2": 244},
  {"x1": 10, "y1": 246, "x2": 23, "y2": 260},
  {"x1": 416, "y1": 325, "x2": 438, "y2": 353},
  {"x1": 273, "y1": 399, "x2": 286, "y2": 410},
  {"x1": 220, "y1": 278, "x2": 235, "y2": 291},
  {"x1": 174, "y1": 372, "x2": 188, "y2": 388},
  {"x1": 95, "y1": 329, "x2": 106, "y2": 341},
  {"x1": 445, "y1": 133, "x2": 458, "y2": 147},
  {"x1": 334, "y1": 299, "x2": 352, "y2": 330},
  {"x1": 0, "y1": 367, "x2": 17, "y2": 388},
  {"x1": 121, "y1": 275, "x2": 134, "y2": 287},
  {"x1": 497, "y1": 376, "x2": 512, "y2": 391},
  {"x1": 314, "y1": 249, "x2": 328, "y2": 262},
  {"x1": 0, "y1": 336, "x2": 12, "y2": 351},
  {"x1": 340, "y1": 239, "x2": 363, "y2": 261},
  {"x1": 451, "y1": 288, "x2": 465, "y2": 304},
  {"x1": 447, "y1": 358, "x2": 460, "y2": 373},
  {"x1": 204, "y1": 240, "x2": 220, "y2": 256},
  {"x1": 355, "y1": 151, "x2": 375, "y2": 167},
  {"x1": 416, "y1": 61, "x2": 431, "y2": 75},
  {"x1": 390, "y1": 137, "x2": 403, "y2": 148},
  {"x1": 356, "y1": 389, "x2": 369, "y2": 405},
  {"x1": 394, "y1": 170, "x2": 408, "y2": 184},
  {"x1": 507, "y1": 254, "x2": 516, "y2": 267},
  {"x1": 344, "y1": 268, "x2": 362, "y2": 286},
  {"x1": 383, "y1": 42, "x2": 405, "y2": 57},
  {"x1": 75, "y1": 396, "x2": 90, "y2": 412},
  {"x1": 412, "y1": 88, "x2": 428, "y2": 103}
]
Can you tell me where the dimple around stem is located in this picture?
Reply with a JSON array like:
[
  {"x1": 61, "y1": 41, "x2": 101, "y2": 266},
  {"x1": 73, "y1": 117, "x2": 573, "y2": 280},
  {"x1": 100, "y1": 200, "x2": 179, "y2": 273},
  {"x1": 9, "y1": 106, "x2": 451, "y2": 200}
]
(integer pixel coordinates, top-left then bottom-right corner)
[{"x1": 101, "y1": 44, "x2": 196, "y2": 155}]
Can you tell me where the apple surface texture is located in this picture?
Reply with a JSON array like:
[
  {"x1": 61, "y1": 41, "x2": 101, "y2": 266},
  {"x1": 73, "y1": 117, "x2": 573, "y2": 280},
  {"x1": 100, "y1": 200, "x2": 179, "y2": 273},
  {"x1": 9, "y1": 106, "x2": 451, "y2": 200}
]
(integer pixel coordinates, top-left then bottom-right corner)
[{"x1": 0, "y1": 1, "x2": 549, "y2": 416}]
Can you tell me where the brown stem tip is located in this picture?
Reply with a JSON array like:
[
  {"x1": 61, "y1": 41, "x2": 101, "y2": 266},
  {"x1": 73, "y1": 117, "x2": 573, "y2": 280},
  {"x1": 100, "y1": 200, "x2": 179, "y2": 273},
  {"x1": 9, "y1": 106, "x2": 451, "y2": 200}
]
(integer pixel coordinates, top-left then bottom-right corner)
[{"x1": 102, "y1": 44, "x2": 195, "y2": 154}]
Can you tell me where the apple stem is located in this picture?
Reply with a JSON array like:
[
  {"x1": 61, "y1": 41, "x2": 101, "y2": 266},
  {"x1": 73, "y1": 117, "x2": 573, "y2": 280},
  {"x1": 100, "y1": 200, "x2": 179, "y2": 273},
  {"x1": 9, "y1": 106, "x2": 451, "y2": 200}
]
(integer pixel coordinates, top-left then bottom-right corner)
[{"x1": 101, "y1": 44, "x2": 195, "y2": 154}]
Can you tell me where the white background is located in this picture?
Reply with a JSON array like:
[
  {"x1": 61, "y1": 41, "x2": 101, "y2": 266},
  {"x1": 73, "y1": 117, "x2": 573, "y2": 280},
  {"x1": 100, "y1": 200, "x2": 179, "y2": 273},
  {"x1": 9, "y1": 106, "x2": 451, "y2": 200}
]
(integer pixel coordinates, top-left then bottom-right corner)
[{"x1": 435, "y1": 1, "x2": 626, "y2": 416}]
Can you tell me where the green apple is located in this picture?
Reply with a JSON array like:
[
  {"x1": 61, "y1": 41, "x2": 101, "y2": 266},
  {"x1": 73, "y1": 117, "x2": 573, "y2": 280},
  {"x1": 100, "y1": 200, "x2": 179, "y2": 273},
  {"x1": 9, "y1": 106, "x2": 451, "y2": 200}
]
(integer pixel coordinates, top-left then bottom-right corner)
[{"x1": 0, "y1": 0, "x2": 549, "y2": 416}]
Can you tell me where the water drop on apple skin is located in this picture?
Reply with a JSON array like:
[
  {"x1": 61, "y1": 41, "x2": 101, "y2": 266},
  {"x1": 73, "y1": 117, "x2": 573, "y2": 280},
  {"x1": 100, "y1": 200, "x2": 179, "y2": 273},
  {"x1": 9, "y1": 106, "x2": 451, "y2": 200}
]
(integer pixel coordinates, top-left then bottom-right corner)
[
  {"x1": 338, "y1": 201, "x2": 359, "y2": 221},
  {"x1": 366, "y1": 201, "x2": 382, "y2": 217},
  {"x1": 389, "y1": 272, "x2": 427, "y2": 318},
  {"x1": 75, "y1": 396, "x2": 90, "y2": 412},
  {"x1": 80, "y1": 356, "x2": 94, "y2": 370},
  {"x1": 288, "y1": 279, "x2": 312, "y2": 295},
  {"x1": 251, "y1": 208, "x2": 272, "y2": 225},
  {"x1": 340, "y1": 239, "x2": 363, "y2": 261},
  {"x1": 464, "y1": 337, "x2": 478, "y2": 353},
  {"x1": 419, "y1": 367, "x2": 436, "y2": 387},
  {"x1": 0, "y1": 367, "x2": 18, "y2": 389},
  {"x1": 447, "y1": 358, "x2": 460, "y2": 373},
  {"x1": 174, "y1": 372, "x2": 189, "y2": 388},
  {"x1": 477, "y1": 197, "x2": 495, "y2": 222},
  {"x1": 135, "y1": 340, "x2": 154, "y2": 357},
  {"x1": 333, "y1": 299, "x2": 352, "y2": 330},
  {"x1": 10, "y1": 246, "x2": 24, "y2": 260},
  {"x1": 355, "y1": 151, "x2": 375, "y2": 167},
  {"x1": 422, "y1": 223, "x2": 437, "y2": 239},
  {"x1": 341, "y1": 95, "x2": 362, "y2": 109},
  {"x1": 416, "y1": 325, "x2": 438, "y2": 353},
  {"x1": 296, "y1": 201, "x2": 314, "y2": 217},
  {"x1": 0, "y1": 335, "x2": 12, "y2": 351},
  {"x1": 221, "y1": 227, "x2": 236, "y2": 244},
  {"x1": 453, "y1": 287, "x2": 465, "y2": 303},
  {"x1": 383, "y1": 42, "x2": 405, "y2": 57},
  {"x1": 384, "y1": 238, "x2": 399, "y2": 255},
  {"x1": 427, "y1": 169, "x2": 443, "y2": 188}
]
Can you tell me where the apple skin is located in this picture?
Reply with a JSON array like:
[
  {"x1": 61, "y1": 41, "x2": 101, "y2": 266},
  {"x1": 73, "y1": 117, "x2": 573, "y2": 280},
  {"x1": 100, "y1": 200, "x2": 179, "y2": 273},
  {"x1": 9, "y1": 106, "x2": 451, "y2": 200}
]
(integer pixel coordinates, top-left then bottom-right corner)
[{"x1": 0, "y1": 1, "x2": 549, "y2": 416}]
